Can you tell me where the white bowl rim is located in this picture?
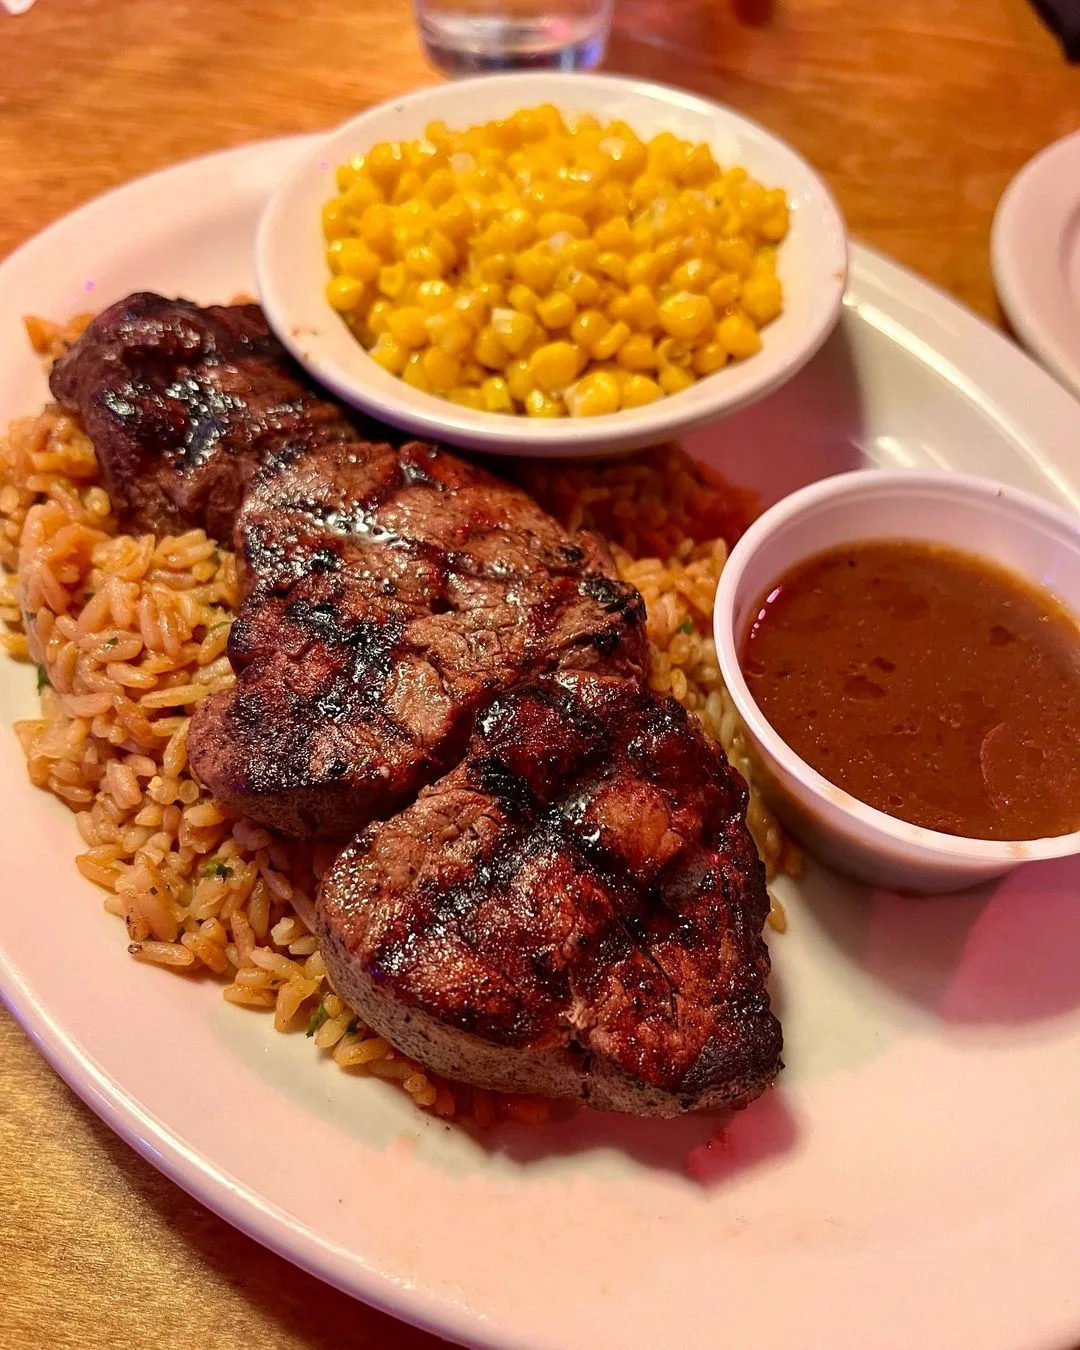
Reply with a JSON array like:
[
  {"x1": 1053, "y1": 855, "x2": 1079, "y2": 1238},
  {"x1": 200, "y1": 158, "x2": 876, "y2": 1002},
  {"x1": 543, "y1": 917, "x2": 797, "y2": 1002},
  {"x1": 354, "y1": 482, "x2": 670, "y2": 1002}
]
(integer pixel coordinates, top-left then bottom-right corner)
[
  {"x1": 256, "y1": 71, "x2": 849, "y2": 456},
  {"x1": 713, "y1": 467, "x2": 1080, "y2": 864}
]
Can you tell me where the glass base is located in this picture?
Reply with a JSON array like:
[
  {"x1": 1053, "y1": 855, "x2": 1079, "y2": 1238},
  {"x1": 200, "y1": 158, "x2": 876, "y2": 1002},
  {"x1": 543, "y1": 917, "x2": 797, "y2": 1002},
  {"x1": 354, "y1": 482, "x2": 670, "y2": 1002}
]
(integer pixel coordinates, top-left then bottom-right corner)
[{"x1": 417, "y1": 12, "x2": 608, "y2": 74}]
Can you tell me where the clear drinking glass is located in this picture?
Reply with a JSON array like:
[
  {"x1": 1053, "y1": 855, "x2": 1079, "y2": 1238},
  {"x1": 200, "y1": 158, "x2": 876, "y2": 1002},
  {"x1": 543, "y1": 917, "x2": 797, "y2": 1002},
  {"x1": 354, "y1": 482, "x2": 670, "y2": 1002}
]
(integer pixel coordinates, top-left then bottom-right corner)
[{"x1": 414, "y1": 0, "x2": 614, "y2": 74}]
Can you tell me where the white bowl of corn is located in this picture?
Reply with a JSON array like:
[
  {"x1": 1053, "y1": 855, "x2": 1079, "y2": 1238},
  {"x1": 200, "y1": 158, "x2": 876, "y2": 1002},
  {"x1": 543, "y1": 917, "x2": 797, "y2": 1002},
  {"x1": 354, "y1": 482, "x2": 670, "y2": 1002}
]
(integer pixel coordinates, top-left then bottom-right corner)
[{"x1": 257, "y1": 72, "x2": 848, "y2": 457}]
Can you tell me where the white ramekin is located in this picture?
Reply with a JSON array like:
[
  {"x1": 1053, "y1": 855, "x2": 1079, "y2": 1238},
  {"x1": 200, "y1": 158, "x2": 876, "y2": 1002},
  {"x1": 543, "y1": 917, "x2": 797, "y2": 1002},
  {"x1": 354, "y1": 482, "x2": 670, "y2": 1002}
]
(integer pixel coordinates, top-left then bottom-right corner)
[{"x1": 713, "y1": 469, "x2": 1080, "y2": 893}]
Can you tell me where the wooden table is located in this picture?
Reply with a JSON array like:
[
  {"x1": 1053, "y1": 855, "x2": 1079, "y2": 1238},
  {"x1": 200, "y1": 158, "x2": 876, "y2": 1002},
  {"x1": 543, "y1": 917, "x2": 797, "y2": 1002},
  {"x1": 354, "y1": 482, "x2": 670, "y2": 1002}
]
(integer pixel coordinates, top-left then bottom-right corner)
[{"x1": 1, "y1": 1, "x2": 1079, "y2": 1346}]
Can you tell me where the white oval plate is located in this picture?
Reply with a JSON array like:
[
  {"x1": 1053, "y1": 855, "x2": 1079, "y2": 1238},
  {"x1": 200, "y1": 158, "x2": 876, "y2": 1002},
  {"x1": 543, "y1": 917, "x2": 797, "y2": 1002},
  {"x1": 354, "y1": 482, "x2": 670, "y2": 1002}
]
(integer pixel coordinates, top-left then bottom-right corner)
[
  {"x1": 257, "y1": 73, "x2": 847, "y2": 458},
  {"x1": 992, "y1": 130, "x2": 1080, "y2": 401},
  {"x1": 4, "y1": 137, "x2": 1080, "y2": 1350}
]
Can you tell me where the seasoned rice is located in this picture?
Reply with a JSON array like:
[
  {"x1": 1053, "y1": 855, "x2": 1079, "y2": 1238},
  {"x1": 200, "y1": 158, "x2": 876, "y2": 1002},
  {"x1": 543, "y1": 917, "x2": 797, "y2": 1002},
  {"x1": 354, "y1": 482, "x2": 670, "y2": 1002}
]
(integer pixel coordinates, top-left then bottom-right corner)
[{"x1": 0, "y1": 313, "x2": 794, "y2": 1127}]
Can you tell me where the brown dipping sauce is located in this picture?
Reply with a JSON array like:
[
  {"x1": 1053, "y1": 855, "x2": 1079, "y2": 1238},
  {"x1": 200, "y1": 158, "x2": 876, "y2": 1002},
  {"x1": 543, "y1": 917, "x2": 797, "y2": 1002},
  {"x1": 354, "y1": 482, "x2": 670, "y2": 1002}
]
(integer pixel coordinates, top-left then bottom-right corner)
[{"x1": 741, "y1": 540, "x2": 1080, "y2": 840}]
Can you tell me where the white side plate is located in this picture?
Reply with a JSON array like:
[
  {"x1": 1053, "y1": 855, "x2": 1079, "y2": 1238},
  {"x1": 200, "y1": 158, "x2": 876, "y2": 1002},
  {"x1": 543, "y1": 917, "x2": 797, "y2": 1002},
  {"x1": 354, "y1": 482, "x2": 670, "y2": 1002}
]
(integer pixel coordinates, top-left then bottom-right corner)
[
  {"x1": 3, "y1": 137, "x2": 1080, "y2": 1350},
  {"x1": 992, "y1": 129, "x2": 1080, "y2": 401}
]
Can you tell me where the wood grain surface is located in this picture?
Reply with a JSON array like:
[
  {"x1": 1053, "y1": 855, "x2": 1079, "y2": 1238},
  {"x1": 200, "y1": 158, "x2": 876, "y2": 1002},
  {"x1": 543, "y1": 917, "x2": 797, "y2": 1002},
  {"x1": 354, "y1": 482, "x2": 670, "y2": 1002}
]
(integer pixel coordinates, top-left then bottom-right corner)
[{"x1": 1, "y1": 1, "x2": 1079, "y2": 1346}]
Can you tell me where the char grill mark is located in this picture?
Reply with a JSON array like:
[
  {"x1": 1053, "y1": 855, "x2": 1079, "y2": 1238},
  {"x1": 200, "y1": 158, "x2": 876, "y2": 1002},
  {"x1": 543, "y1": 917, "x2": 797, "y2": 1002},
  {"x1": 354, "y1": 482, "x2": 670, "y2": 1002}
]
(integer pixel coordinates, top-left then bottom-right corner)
[{"x1": 317, "y1": 671, "x2": 782, "y2": 1116}]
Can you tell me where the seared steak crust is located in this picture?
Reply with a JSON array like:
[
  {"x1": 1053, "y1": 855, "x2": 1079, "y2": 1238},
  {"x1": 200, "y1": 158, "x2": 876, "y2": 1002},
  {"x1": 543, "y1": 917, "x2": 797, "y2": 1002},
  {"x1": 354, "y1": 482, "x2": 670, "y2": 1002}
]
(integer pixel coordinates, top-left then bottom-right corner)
[
  {"x1": 187, "y1": 437, "x2": 646, "y2": 837},
  {"x1": 317, "y1": 671, "x2": 782, "y2": 1115},
  {"x1": 48, "y1": 292, "x2": 354, "y2": 539}
]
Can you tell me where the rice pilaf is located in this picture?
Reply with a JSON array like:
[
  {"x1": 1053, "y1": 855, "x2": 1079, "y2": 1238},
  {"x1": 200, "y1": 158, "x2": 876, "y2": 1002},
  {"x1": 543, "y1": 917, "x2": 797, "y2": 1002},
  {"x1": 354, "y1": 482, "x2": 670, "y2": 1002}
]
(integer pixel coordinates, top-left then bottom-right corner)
[{"x1": 0, "y1": 313, "x2": 793, "y2": 1127}]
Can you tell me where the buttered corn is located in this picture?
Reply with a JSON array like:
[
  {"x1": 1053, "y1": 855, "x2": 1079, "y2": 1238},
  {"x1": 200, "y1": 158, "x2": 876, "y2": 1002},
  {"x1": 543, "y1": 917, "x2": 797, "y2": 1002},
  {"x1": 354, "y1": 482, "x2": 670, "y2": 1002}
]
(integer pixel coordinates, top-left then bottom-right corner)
[{"x1": 322, "y1": 106, "x2": 788, "y2": 417}]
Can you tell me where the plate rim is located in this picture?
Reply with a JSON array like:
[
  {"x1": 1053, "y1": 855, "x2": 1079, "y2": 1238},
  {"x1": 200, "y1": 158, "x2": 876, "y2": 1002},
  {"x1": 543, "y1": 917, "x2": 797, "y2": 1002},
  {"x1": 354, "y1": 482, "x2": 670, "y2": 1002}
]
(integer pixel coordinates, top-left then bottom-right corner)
[
  {"x1": 4, "y1": 134, "x2": 1080, "y2": 1350},
  {"x1": 991, "y1": 128, "x2": 1080, "y2": 401}
]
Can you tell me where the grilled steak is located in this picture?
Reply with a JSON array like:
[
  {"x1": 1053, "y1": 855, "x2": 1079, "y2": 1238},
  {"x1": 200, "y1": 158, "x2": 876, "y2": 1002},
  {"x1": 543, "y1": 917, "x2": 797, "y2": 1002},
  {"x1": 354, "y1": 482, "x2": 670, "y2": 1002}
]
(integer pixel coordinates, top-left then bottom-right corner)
[
  {"x1": 317, "y1": 671, "x2": 782, "y2": 1116},
  {"x1": 52, "y1": 292, "x2": 781, "y2": 1116},
  {"x1": 49, "y1": 292, "x2": 354, "y2": 539},
  {"x1": 187, "y1": 435, "x2": 647, "y2": 837}
]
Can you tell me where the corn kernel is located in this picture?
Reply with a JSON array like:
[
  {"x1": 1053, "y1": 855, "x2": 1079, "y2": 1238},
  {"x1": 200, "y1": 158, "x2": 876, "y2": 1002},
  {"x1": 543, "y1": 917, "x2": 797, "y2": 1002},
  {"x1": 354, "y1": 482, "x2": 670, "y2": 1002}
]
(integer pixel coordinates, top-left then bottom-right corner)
[
  {"x1": 570, "y1": 309, "x2": 611, "y2": 352},
  {"x1": 368, "y1": 334, "x2": 409, "y2": 374},
  {"x1": 435, "y1": 194, "x2": 474, "y2": 241},
  {"x1": 594, "y1": 216, "x2": 632, "y2": 252},
  {"x1": 393, "y1": 168, "x2": 425, "y2": 206},
  {"x1": 524, "y1": 389, "x2": 564, "y2": 417},
  {"x1": 356, "y1": 202, "x2": 394, "y2": 255},
  {"x1": 322, "y1": 199, "x2": 351, "y2": 241},
  {"x1": 565, "y1": 370, "x2": 621, "y2": 417},
  {"x1": 680, "y1": 141, "x2": 718, "y2": 185},
  {"x1": 596, "y1": 181, "x2": 631, "y2": 217},
  {"x1": 562, "y1": 238, "x2": 600, "y2": 271},
  {"x1": 657, "y1": 291, "x2": 714, "y2": 340},
  {"x1": 671, "y1": 258, "x2": 719, "y2": 292},
  {"x1": 603, "y1": 134, "x2": 646, "y2": 182},
  {"x1": 341, "y1": 174, "x2": 383, "y2": 216},
  {"x1": 367, "y1": 299, "x2": 392, "y2": 335},
  {"x1": 377, "y1": 263, "x2": 407, "y2": 299},
  {"x1": 537, "y1": 211, "x2": 589, "y2": 240},
  {"x1": 477, "y1": 253, "x2": 514, "y2": 283},
  {"x1": 513, "y1": 248, "x2": 558, "y2": 293},
  {"x1": 620, "y1": 373, "x2": 663, "y2": 407},
  {"x1": 625, "y1": 284, "x2": 658, "y2": 331},
  {"x1": 653, "y1": 235, "x2": 684, "y2": 279},
  {"x1": 504, "y1": 207, "x2": 536, "y2": 249},
  {"x1": 475, "y1": 280, "x2": 506, "y2": 308},
  {"x1": 335, "y1": 156, "x2": 365, "y2": 192},
  {"x1": 658, "y1": 363, "x2": 696, "y2": 395},
  {"x1": 714, "y1": 237, "x2": 754, "y2": 276},
  {"x1": 740, "y1": 274, "x2": 783, "y2": 327},
  {"x1": 367, "y1": 141, "x2": 404, "y2": 189},
  {"x1": 452, "y1": 293, "x2": 487, "y2": 330},
  {"x1": 606, "y1": 292, "x2": 633, "y2": 324},
  {"x1": 692, "y1": 341, "x2": 729, "y2": 376},
  {"x1": 717, "y1": 312, "x2": 763, "y2": 359},
  {"x1": 628, "y1": 213, "x2": 655, "y2": 250},
  {"x1": 474, "y1": 323, "x2": 510, "y2": 369},
  {"x1": 481, "y1": 375, "x2": 514, "y2": 413},
  {"x1": 706, "y1": 273, "x2": 742, "y2": 310},
  {"x1": 385, "y1": 306, "x2": 429, "y2": 348},
  {"x1": 557, "y1": 268, "x2": 600, "y2": 307},
  {"x1": 590, "y1": 319, "x2": 631, "y2": 362},
  {"x1": 421, "y1": 346, "x2": 461, "y2": 393},
  {"x1": 401, "y1": 352, "x2": 430, "y2": 392},
  {"x1": 596, "y1": 251, "x2": 628, "y2": 285},
  {"x1": 333, "y1": 238, "x2": 382, "y2": 282},
  {"x1": 420, "y1": 166, "x2": 457, "y2": 207},
  {"x1": 326, "y1": 274, "x2": 366, "y2": 312},
  {"x1": 491, "y1": 307, "x2": 537, "y2": 354},
  {"x1": 507, "y1": 283, "x2": 540, "y2": 317},
  {"x1": 760, "y1": 206, "x2": 790, "y2": 243},
  {"x1": 616, "y1": 333, "x2": 657, "y2": 371},
  {"x1": 506, "y1": 357, "x2": 534, "y2": 401},
  {"x1": 424, "y1": 309, "x2": 472, "y2": 356},
  {"x1": 461, "y1": 359, "x2": 486, "y2": 384},
  {"x1": 404, "y1": 245, "x2": 444, "y2": 280},
  {"x1": 626, "y1": 252, "x2": 661, "y2": 289},
  {"x1": 536, "y1": 291, "x2": 577, "y2": 330},
  {"x1": 448, "y1": 386, "x2": 486, "y2": 410},
  {"x1": 656, "y1": 336, "x2": 692, "y2": 368},
  {"x1": 415, "y1": 280, "x2": 454, "y2": 315},
  {"x1": 530, "y1": 340, "x2": 582, "y2": 393}
]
